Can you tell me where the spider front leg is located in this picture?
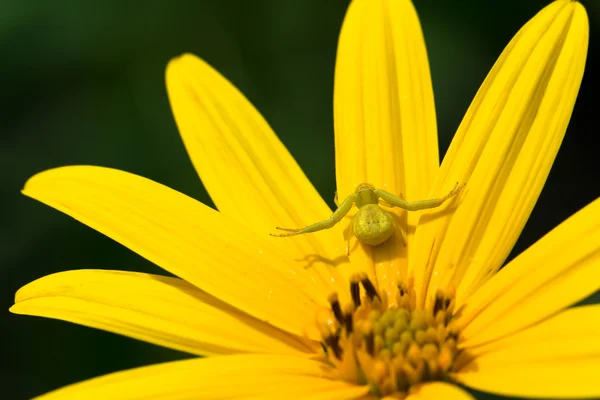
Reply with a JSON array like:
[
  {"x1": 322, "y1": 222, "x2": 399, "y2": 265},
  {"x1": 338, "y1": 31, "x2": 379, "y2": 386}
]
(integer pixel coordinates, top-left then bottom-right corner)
[
  {"x1": 374, "y1": 183, "x2": 465, "y2": 212},
  {"x1": 271, "y1": 193, "x2": 356, "y2": 237}
]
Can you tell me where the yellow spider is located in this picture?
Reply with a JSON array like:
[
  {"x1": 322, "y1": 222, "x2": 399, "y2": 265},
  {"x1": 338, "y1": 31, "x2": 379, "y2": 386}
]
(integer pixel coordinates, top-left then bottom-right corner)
[{"x1": 272, "y1": 183, "x2": 464, "y2": 253}]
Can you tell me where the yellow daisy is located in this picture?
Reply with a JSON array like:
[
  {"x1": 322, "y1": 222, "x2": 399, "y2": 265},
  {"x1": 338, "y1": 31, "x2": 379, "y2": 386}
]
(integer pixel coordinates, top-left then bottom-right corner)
[{"x1": 11, "y1": 0, "x2": 595, "y2": 399}]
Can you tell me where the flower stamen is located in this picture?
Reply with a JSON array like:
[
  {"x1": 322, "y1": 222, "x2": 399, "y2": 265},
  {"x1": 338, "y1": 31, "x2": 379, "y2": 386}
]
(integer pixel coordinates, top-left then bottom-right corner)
[
  {"x1": 350, "y1": 277, "x2": 361, "y2": 307},
  {"x1": 328, "y1": 293, "x2": 344, "y2": 324},
  {"x1": 319, "y1": 275, "x2": 467, "y2": 398}
]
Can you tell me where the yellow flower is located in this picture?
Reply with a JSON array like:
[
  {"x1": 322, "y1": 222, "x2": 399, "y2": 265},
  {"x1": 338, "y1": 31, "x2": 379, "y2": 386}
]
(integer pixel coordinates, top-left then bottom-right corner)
[{"x1": 11, "y1": 0, "x2": 595, "y2": 399}]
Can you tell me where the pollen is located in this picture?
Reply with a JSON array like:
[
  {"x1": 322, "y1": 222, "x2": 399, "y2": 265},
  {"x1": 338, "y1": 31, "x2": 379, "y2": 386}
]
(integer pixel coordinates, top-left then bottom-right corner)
[{"x1": 318, "y1": 273, "x2": 464, "y2": 398}]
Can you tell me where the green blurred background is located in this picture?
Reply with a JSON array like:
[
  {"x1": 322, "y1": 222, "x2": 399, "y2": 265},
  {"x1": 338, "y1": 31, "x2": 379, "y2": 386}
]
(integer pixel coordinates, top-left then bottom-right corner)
[{"x1": 2, "y1": 1, "x2": 598, "y2": 399}]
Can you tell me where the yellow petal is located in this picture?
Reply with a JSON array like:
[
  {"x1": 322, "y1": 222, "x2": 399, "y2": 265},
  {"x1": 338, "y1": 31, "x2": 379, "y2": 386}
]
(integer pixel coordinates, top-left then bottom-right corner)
[
  {"x1": 410, "y1": 1, "x2": 589, "y2": 307},
  {"x1": 458, "y1": 198, "x2": 600, "y2": 347},
  {"x1": 166, "y1": 54, "x2": 348, "y2": 295},
  {"x1": 22, "y1": 166, "x2": 329, "y2": 340},
  {"x1": 334, "y1": 0, "x2": 439, "y2": 295},
  {"x1": 461, "y1": 305, "x2": 600, "y2": 362},
  {"x1": 11, "y1": 269, "x2": 315, "y2": 356},
  {"x1": 405, "y1": 382, "x2": 474, "y2": 400},
  {"x1": 34, "y1": 354, "x2": 369, "y2": 400},
  {"x1": 455, "y1": 305, "x2": 600, "y2": 398}
]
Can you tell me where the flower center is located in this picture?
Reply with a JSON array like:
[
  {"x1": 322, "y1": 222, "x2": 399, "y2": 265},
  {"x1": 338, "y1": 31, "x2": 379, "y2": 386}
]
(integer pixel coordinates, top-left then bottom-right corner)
[{"x1": 318, "y1": 273, "x2": 461, "y2": 398}]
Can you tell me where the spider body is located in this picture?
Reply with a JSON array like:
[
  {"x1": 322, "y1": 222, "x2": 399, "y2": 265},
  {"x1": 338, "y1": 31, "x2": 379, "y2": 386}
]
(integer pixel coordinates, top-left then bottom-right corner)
[{"x1": 352, "y1": 203, "x2": 394, "y2": 246}]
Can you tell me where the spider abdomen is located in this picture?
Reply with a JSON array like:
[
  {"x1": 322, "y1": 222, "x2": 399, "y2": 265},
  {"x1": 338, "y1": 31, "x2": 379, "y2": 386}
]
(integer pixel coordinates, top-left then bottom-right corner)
[{"x1": 353, "y1": 204, "x2": 394, "y2": 246}]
